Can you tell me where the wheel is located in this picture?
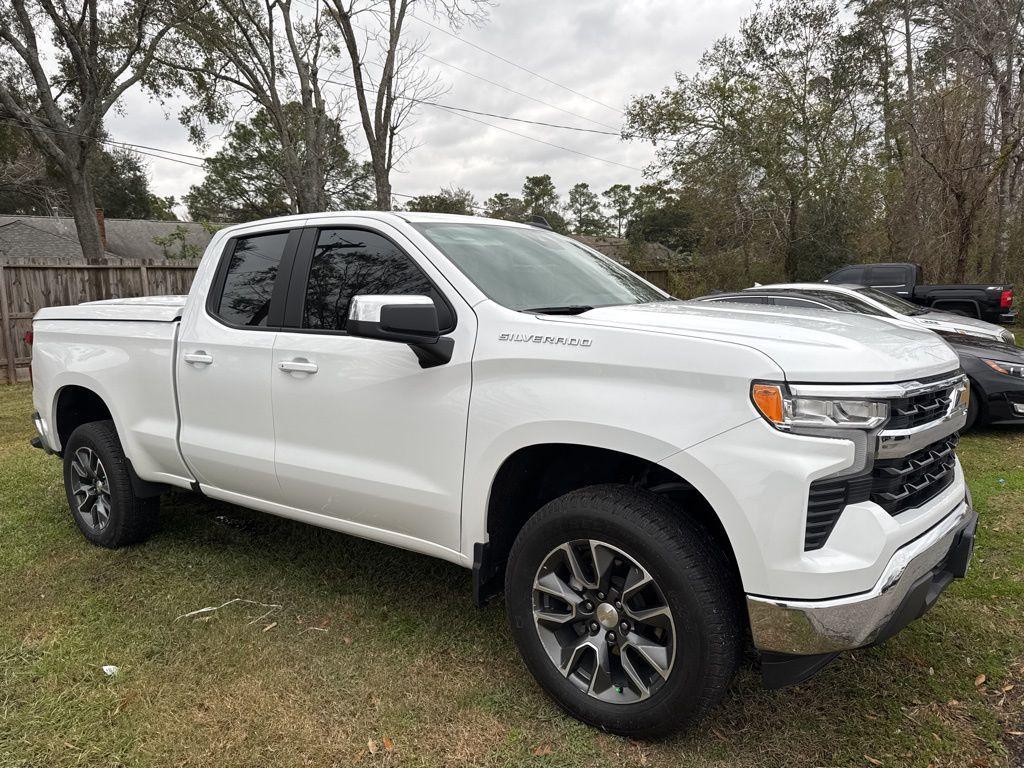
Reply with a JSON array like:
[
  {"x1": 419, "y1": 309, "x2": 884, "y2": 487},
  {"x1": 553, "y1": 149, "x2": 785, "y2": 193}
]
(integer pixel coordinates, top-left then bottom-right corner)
[
  {"x1": 505, "y1": 484, "x2": 741, "y2": 738},
  {"x1": 62, "y1": 420, "x2": 158, "y2": 548}
]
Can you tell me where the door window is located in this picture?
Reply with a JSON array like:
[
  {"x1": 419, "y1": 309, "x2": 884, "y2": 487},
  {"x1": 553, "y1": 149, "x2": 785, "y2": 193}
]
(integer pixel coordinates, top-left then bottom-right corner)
[
  {"x1": 867, "y1": 265, "x2": 908, "y2": 286},
  {"x1": 301, "y1": 228, "x2": 445, "y2": 332},
  {"x1": 824, "y1": 266, "x2": 864, "y2": 283},
  {"x1": 213, "y1": 231, "x2": 291, "y2": 327}
]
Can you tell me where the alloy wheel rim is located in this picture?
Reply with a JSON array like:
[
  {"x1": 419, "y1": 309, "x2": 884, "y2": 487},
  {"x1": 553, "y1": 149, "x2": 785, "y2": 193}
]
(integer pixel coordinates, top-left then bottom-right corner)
[
  {"x1": 532, "y1": 539, "x2": 676, "y2": 704},
  {"x1": 70, "y1": 447, "x2": 112, "y2": 531}
]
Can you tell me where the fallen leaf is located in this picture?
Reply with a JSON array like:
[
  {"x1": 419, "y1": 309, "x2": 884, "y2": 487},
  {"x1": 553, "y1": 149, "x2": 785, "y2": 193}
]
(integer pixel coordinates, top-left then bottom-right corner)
[
  {"x1": 975, "y1": 674, "x2": 986, "y2": 687},
  {"x1": 263, "y1": 622, "x2": 277, "y2": 632},
  {"x1": 865, "y1": 756, "x2": 883, "y2": 766},
  {"x1": 342, "y1": 636, "x2": 353, "y2": 645},
  {"x1": 368, "y1": 739, "x2": 378, "y2": 754},
  {"x1": 1002, "y1": 684, "x2": 1014, "y2": 692},
  {"x1": 352, "y1": 749, "x2": 366, "y2": 764},
  {"x1": 1007, "y1": 731, "x2": 1024, "y2": 737},
  {"x1": 383, "y1": 736, "x2": 395, "y2": 752},
  {"x1": 531, "y1": 744, "x2": 553, "y2": 756}
]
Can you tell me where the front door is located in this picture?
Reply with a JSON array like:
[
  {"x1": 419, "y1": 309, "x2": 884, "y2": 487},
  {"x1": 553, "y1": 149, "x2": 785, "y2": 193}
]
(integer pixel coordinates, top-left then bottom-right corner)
[
  {"x1": 271, "y1": 223, "x2": 473, "y2": 554},
  {"x1": 177, "y1": 226, "x2": 299, "y2": 500}
]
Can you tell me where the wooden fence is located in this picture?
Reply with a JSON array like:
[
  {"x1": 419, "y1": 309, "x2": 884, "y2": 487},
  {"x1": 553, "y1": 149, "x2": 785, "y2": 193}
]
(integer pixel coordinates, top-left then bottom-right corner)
[
  {"x1": 0, "y1": 261, "x2": 674, "y2": 384},
  {"x1": 0, "y1": 261, "x2": 199, "y2": 383}
]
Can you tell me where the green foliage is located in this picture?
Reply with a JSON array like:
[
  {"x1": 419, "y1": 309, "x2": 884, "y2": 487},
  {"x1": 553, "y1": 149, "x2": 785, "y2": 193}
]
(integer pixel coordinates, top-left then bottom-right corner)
[
  {"x1": 521, "y1": 174, "x2": 568, "y2": 232},
  {"x1": 483, "y1": 192, "x2": 528, "y2": 222},
  {"x1": 404, "y1": 186, "x2": 477, "y2": 215},
  {"x1": 626, "y1": 184, "x2": 698, "y2": 255},
  {"x1": 566, "y1": 182, "x2": 608, "y2": 235},
  {"x1": 626, "y1": 0, "x2": 875, "y2": 283},
  {"x1": 184, "y1": 107, "x2": 372, "y2": 223},
  {"x1": 602, "y1": 183, "x2": 633, "y2": 237},
  {"x1": 152, "y1": 225, "x2": 200, "y2": 260}
]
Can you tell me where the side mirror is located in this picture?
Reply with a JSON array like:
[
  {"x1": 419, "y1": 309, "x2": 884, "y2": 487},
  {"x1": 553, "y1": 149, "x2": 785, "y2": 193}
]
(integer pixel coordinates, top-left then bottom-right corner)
[{"x1": 347, "y1": 295, "x2": 454, "y2": 368}]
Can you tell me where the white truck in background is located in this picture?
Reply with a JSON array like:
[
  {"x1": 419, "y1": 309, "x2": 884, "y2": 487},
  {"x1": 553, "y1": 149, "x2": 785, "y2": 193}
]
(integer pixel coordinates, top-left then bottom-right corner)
[{"x1": 30, "y1": 212, "x2": 977, "y2": 736}]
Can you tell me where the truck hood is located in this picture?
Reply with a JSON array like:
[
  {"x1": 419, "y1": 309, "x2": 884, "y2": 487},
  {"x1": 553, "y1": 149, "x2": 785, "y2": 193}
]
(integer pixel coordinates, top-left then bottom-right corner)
[{"x1": 572, "y1": 301, "x2": 959, "y2": 383}]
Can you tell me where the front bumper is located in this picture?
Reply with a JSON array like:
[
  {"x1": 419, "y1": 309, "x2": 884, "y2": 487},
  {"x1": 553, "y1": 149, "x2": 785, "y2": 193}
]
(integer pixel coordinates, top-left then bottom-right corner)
[{"x1": 749, "y1": 495, "x2": 976, "y2": 685}]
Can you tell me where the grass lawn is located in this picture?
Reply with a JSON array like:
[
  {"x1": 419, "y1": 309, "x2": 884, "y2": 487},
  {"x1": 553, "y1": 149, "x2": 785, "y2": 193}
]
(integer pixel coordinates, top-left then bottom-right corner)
[{"x1": 0, "y1": 382, "x2": 1021, "y2": 768}]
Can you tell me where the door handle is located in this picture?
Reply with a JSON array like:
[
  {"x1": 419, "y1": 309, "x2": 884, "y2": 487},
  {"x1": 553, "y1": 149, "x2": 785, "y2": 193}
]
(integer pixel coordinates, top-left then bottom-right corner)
[
  {"x1": 278, "y1": 359, "x2": 318, "y2": 374},
  {"x1": 183, "y1": 352, "x2": 213, "y2": 366}
]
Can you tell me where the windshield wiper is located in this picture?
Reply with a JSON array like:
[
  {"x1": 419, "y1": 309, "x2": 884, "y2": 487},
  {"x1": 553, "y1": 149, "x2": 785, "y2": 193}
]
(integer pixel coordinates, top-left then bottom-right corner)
[{"x1": 523, "y1": 305, "x2": 594, "y2": 315}]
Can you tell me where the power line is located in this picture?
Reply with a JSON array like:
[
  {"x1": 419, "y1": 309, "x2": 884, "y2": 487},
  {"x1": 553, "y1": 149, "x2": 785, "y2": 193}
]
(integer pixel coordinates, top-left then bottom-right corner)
[
  {"x1": 429, "y1": 103, "x2": 643, "y2": 172},
  {"x1": 0, "y1": 116, "x2": 207, "y2": 167},
  {"x1": 415, "y1": 51, "x2": 622, "y2": 132},
  {"x1": 409, "y1": 12, "x2": 625, "y2": 116},
  {"x1": 314, "y1": 71, "x2": 619, "y2": 136}
]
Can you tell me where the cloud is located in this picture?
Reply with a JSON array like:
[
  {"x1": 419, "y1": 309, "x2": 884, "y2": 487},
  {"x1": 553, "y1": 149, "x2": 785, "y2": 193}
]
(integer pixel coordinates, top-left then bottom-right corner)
[{"x1": 106, "y1": 0, "x2": 757, "y2": 214}]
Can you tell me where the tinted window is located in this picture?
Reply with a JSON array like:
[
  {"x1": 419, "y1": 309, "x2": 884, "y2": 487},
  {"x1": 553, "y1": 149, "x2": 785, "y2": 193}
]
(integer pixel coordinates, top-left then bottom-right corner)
[
  {"x1": 824, "y1": 266, "x2": 864, "y2": 283},
  {"x1": 216, "y1": 232, "x2": 289, "y2": 326},
  {"x1": 773, "y1": 297, "x2": 831, "y2": 309},
  {"x1": 708, "y1": 295, "x2": 768, "y2": 305},
  {"x1": 302, "y1": 229, "x2": 435, "y2": 331},
  {"x1": 868, "y1": 266, "x2": 908, "y2": 285}
]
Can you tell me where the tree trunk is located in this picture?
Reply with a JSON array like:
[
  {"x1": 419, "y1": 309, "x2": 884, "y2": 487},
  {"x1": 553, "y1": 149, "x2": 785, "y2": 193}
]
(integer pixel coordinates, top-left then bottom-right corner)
[
  {"x1": 991, "y1": 164, "x2": 1011, "y2": 281},
  {"x1": 372, "y1": 152, "x2": 392, "y2": 211},
  {"x1": 65, "y1": 170, "x2": 104, "y2": 262},
  {"x1": 784, "y1": 190, "x2": 800, "y2": 281}
]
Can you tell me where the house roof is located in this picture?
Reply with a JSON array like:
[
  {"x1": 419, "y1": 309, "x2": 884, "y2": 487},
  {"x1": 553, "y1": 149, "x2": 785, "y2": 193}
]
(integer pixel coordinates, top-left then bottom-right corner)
[
  {"x1": 0, "y1": 215, "x2": 216, "y2": 261},
  {"x1": 0, "y1": 220, "x2": 118, "y2": 262}
]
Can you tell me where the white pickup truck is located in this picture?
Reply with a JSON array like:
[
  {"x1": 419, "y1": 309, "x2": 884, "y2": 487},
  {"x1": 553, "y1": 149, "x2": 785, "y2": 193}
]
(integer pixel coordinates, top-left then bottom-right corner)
[{"x1": 30, "y1": 212, "x2": 977, "y2": 736}]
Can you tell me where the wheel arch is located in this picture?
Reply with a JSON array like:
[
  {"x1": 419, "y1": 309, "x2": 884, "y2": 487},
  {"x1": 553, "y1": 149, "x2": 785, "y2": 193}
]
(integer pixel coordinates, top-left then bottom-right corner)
[
  {"x1": 51, "y1": 382, "x2": 168, "y2": 498},
  {"x1": 472, "y1": 442, "x2": 741, "y2": 607}
]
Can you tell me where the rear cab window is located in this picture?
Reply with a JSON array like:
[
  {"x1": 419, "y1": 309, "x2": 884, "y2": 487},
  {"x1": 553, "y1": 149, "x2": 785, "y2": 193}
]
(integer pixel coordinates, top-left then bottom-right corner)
[{"x1": 209, "y1": 230, "x2": 294, "y2": 328}]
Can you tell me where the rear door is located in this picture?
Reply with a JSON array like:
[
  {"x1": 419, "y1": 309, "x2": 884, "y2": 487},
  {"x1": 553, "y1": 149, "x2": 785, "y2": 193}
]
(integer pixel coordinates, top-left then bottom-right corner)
[
  {"x1": 270, "y1": 221, "x2": 474, "y2": 554},
  {"x1": 177, "y1": 226, "x2": 301, "y2": 500}
]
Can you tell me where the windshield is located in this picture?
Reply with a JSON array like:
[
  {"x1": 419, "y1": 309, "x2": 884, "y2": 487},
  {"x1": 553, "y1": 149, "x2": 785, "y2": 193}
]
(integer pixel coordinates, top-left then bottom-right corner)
[
  {"x1": 412, "y1": 222, "x2": 667, "y2": 311},
  {"x1": 851, "y1": 286, "x2": 930, "y2": 316}
]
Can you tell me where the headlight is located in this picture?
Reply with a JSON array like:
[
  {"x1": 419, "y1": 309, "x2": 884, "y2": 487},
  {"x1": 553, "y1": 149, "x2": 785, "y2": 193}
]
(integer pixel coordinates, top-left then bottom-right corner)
[
  {"x1": 1000, "y1": 329, "x2": 1017, "y2": 345},
  {"x1": 984, "y1": 359, "x2": 1024, "y2": 378},
  {"x1": 751, "y1": 382, "x2": 889, "y2": 431}
]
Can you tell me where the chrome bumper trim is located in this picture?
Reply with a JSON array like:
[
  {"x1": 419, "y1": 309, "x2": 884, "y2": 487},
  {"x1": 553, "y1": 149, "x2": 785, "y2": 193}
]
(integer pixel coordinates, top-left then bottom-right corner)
[{"x1": 747, "y1": 498, "x2": 975, "y2": 655}]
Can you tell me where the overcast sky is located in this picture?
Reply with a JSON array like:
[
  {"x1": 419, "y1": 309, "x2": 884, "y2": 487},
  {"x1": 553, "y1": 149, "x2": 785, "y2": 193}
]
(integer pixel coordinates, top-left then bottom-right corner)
[{"x1": 105, "y1": 0, "x2": 757, "y2": 217}]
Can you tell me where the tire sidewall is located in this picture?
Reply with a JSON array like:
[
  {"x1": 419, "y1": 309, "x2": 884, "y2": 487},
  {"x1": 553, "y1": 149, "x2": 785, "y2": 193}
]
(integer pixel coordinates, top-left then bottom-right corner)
[
  {"x1": 63, "y1": 422, "x2": 135, "y2": 547},
  {"x1": 506, "y1": 491, "x2": 729, "y2": 735}
]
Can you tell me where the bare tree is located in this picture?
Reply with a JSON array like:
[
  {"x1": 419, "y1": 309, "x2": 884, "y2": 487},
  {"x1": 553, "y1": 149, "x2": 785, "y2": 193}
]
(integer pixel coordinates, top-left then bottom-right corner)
[
  {"x1": 937, "y1": 0, "x2": 1024, "y2": 280},
  {"x1": 324, "y1": 0, "x2": 490, "y2": 210},
  {"x1": 0, "y1": 0, "x2": 175, "y2": 260},
  {"x1": 164, "y1": 0, "x2": 351, "y2": 214}
]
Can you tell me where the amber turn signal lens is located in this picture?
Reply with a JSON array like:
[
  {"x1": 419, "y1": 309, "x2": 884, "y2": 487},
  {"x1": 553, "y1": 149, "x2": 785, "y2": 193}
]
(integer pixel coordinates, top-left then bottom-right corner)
[{"x1": 752, "y1": 383, "x2": 785, "y2": 425}]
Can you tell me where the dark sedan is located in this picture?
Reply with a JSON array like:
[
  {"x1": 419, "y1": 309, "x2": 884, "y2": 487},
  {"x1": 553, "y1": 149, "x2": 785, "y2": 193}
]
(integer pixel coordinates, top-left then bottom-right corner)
[{"x1": 696, "y1": 288, "x2": 1024, "y2": 430}]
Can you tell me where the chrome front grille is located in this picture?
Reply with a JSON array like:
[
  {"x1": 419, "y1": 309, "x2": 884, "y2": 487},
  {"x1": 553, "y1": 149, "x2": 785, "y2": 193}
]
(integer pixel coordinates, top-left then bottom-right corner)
[
  {"x1": 885, "y1": 385, "x2": 960, "y2": 430},
  {"x1": 802, "y1": 372, "x2": 966, "y2": 550}
]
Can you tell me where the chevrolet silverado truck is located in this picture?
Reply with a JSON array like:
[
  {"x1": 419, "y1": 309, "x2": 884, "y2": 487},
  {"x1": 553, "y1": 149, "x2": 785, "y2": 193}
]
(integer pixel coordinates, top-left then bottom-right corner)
[
  {"x1": 822, "y1": 262, "x2": 1016, "y2": 324},
  {"x1": 30, "y1": 212, "x2": 977, "y2": 737}
]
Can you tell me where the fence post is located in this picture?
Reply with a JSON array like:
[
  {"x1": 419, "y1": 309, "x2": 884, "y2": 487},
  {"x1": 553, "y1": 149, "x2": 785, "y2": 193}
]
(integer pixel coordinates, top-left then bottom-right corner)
[
  {"x1": 0, "y1": 266, "x2": 16, "y2": 384},
  {"x1": 139, "y1": 265, "x2": 150, "y2": 296}
]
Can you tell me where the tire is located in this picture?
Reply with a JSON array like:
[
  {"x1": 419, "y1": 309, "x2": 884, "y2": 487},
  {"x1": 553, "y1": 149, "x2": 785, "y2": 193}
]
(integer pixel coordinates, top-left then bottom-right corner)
[
  {"x1": 62, "y1": 420, "x2": 158, "y2": 548},
  {"x1": 963, "y1": 391, "x2": 981, "y2": 432},
  {"x1": 505, "y1": 484, "x2": 741, "y2": 738}
]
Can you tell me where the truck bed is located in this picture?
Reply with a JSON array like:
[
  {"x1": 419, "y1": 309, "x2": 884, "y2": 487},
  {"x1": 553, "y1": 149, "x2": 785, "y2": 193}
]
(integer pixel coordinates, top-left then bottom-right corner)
[{"x1": 31, "y1": 294, "x2": 193, "y2": 489}]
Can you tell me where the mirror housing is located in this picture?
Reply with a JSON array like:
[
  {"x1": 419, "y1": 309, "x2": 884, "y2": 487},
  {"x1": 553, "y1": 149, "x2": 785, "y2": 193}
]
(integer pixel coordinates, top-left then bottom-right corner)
[{"x1": 347, "y1": 295, "x2": 454, "y2": 368}]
